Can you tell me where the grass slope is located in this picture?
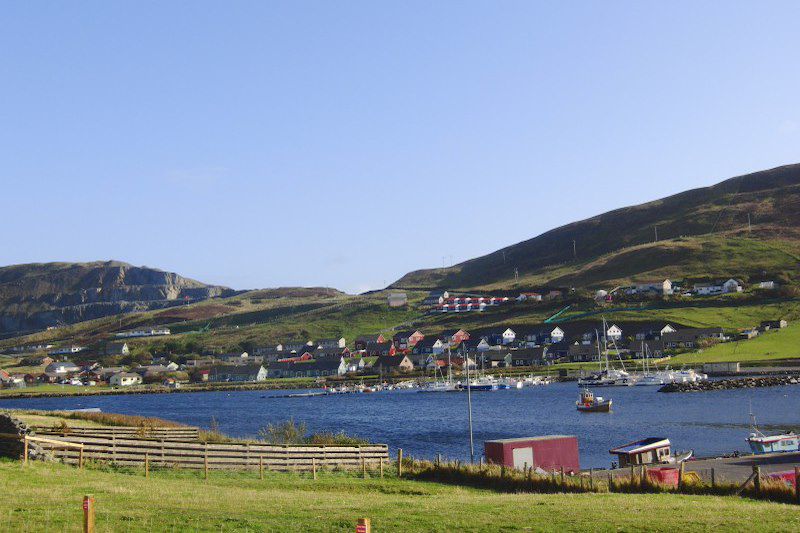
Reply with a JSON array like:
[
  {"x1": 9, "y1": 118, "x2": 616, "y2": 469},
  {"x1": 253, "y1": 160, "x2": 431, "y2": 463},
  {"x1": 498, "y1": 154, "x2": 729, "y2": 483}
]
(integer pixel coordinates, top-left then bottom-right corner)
[
  {"x1": 671, "y1": 323, "x2": 800, "y2": 365},
  {"x1": 393, "y1": 163, "x2": 800, "y2": 290},
  {"x1": 2, "y1": 461, "x2": 799, "y2": 532}
]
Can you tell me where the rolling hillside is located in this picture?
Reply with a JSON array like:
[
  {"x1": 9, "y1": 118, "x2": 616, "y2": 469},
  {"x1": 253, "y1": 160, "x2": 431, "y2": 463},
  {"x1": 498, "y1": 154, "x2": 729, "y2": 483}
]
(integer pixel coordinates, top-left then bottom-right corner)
[
  {"x1": 392, "y1": 164, "x2": 800, "y2": 290},
  {"x1": 0, "y1": 261, "x2": 234, "y2": 336}
]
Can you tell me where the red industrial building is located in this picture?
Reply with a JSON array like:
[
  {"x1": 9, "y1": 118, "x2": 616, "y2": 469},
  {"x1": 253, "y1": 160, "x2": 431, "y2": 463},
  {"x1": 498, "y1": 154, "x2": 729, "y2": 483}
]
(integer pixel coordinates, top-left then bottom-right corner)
[{"x1": 484, "y1": 435, "x2": 580, "y2": 473}]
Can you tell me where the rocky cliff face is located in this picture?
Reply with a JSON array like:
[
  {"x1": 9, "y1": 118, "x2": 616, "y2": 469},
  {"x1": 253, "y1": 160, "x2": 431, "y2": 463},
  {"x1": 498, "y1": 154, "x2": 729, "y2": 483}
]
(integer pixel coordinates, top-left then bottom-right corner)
[{"x1": 0, "y1": 261, "x2": 233, "y2": 335}]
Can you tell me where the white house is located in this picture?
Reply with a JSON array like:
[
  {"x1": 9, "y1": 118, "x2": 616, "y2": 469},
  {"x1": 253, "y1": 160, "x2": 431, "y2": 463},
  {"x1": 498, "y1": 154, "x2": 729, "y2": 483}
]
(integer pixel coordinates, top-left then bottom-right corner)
[
  {"x1": 432, "y1": 339, "x2": 446, "y2": 355},
  {"x1": 723, "y1": 279, "x2": 743, "y2": 293},
  {"x1": 502, "y1": 328, "x2": 516, "y2": 345},
  {"x1": 606, "y1": 324, "x2": 623, "y2": 341},
  {"x1": 48, "y1": 345, "x2": 85, "y2": 356},
  {"x1": 550, "y1": 327, "x2": 565, "y2": 343},
  {"x1": 110, "y1": 372, "x2": 143, "y2": 387},
  {"x1": 758, "y1": 281, "x2": 776, "y2": 290},
  {"x1": 628, "y1": 279, "x2": 672, "y2": 296}
]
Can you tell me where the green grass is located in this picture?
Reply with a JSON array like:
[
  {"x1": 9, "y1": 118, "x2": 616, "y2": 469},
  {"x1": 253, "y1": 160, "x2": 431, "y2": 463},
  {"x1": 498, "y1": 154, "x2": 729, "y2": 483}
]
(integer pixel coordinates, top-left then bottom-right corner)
[
  {"x1": 1, "y1": 461, "x2": 799, "y2": 531},
  {"x1": 671, "y1": 323, "x2": 800, "y2": 365}
]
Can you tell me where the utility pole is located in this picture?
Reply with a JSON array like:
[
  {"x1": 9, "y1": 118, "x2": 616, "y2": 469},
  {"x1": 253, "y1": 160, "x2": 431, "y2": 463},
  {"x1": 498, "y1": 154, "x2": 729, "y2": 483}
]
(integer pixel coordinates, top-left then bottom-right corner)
[
  {"x1": 464, "y1": 346, "x2": 475, "y2": 464},
  {"x1": 572, "y1": 240, "x2": 577, "y2": 260},
  {"x1": 654, "y1": 225, "x2": 659, "y2": 242},
  {"x1": 514, "y1": 268, "x2": 519, "y2": 283}
]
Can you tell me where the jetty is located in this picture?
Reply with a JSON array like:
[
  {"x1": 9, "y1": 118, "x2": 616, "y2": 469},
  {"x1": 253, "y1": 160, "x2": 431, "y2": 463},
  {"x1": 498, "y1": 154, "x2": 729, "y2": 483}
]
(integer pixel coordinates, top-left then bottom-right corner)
[{"x1": 659, "y1": 375, "x2": 800, "y2": 393}]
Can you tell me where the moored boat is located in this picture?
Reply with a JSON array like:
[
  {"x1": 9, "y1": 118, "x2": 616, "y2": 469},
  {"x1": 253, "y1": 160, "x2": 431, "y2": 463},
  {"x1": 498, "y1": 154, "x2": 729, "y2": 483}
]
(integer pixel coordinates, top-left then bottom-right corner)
[
  {"x1": 576, "y1": 388, "x2": 612, "y2": 412},
  {"x1": 746, "y1": 410, "x2": 800, "y2": 454}
]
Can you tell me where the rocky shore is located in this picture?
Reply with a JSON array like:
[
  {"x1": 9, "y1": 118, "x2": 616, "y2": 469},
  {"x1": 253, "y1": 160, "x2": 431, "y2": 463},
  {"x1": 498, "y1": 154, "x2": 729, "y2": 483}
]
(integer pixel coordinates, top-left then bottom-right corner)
[{"x1": 659, "y1": 375, "x2": 800, "y2": 393}]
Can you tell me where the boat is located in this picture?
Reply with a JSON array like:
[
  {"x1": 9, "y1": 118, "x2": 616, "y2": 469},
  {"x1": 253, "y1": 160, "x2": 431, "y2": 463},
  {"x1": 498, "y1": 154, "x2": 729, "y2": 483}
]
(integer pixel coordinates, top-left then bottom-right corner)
[
  {"x1": 458, "y1": 378, "x2": 498, "y2": 392},
  {"x1": 418, "y1": 346, "x2": 459, "y2": 392},
  {"x1": 576, "y1": 388, "x2": 612, "y2": 412},
  {"x1": 634, "y1": 343, "x2": 672, "y2": 386},
  {"x1": 746, "y1": 409, "x2": 800, "y2": 454},
  {"x1": 577, "y1": 320, "x2": 637, "y2": 387}
]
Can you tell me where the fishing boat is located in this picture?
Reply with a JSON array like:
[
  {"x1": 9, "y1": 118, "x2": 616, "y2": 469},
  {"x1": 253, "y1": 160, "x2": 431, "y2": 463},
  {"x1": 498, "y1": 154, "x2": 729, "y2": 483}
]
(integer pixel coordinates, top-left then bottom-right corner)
[
  {"x1": 576, "y1": 388, "x2": 612, "y2": 412},
  {"x1": 746, "y1": 410, "x2": 800, "y2": 454}
]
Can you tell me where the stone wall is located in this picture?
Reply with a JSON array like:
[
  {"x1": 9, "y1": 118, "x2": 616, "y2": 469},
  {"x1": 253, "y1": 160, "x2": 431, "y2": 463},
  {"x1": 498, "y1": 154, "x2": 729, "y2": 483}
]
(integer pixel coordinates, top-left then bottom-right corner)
[{"x1": 0, "y1": 413, "x2": 49, "y2": 461}]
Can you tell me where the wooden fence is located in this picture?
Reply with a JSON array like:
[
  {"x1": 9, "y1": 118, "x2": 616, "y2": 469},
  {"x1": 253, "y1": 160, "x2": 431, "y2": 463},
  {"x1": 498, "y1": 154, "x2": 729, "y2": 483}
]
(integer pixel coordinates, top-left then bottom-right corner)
[
  {"x1": 34, "y1": 434, "x2": 389, "y2": 472},
  {"x1": 33, "y1": 426, "x2": 200, "y2": 440}
]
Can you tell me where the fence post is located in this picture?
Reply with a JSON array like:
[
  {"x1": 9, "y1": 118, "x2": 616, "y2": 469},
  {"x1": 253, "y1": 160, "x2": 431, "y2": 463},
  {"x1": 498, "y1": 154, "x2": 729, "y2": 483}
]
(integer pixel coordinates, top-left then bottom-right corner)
[
  {"x1": 362, "y1": 457, "x2": 367, "y2": 479},
  {"x1": 83, "y1": 495, "x2": 95, "y2": 533},
  {"x1": 380, "y1": 459, "x2": 384, "y2": 479},
  {"x1": 608, "y1": 471, "x2": 614, "y2": 491},
  {"x1": 145, "y1": 453, "x2": 149, "y2": 478},
  {"x1": 589, "y1": 468, "x2": 594, "y2": 491},
  {"x1": 560, "y1": 466, "x2": 565, "y2": 490},
  {"x1": 204, "y1": 447, "x2": 209, "y2": 481},
  {"x1": 23, "y1": 436, "x2": 29, "y2": 466},
  {"x1": 397, "y1": 449, "x2": 403, "y2": 477},
  {"x1": 357, "y1": 517, "x2": 371, "y2": 533},
  {"x1": 641, "y1": 465, "x2": 647, "y2": 486},
  {"x1": 313, "y1": 458, "x2": 317, "y2": 480},
  {"x1": 678, "y1": 462, "x2": 685, "y2": 490},
  {"x1": 260, "y1": 455, "x2": 264, "y2": 480},
  {"x1": 753, "y1": 466, "x2": 761, "y2": 494},
  {"x1": 711, "y1": 468, "x2": 716, "y2": 488},
  {"x1": 794, "y1": 467, "x2": 799, "y2": 503}
]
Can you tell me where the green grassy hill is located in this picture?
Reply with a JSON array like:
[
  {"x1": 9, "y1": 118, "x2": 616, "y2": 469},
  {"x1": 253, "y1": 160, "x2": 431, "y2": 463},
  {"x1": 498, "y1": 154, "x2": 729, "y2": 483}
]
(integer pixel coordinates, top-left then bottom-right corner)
[{"x1": 392, "y1": 163, "x2": 800, "y2": 290}]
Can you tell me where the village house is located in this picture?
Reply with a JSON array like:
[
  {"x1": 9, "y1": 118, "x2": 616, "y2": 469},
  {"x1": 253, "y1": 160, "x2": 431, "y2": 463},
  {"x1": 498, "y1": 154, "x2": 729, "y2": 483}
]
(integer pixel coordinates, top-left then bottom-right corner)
[
  {"x1": 633, "y1": 323, "x2": 677, "y2": 341},
  {"x1": 693, "y1": 279, "x2": 743, "y2": 296},
  {"x1": 662, "y1": 328, "x2": 725, "y2": 349},
  {"x1": 463, "y1": 337, "x2": 492, "y2": 353},
  {"x1": 568, "y1": 342, "x2": 598, "y2": 363},
  {"x1": 387, "y1": 293, "x2": 408, "y2": 307},
  {"x1": 372, "y1": 355, "x2": 414, "y2": 374},
  {"x1": 267, "y1": 357, "x2": 347, "y2": 378},
  {"x1": 516, "y1": 292, "x2": 543, "y2": 302},
  {"x1": 115, "y1": 327, "x2": 171, "y2": 338},
  {"x1": 739, "y1": 329, "x2": 759, "y2": 340},
  {"x1": 478, "y1": 351, "x2": 512, "y2": 368},
  {"x1": 392, "y1": 330, "x2": 425, "y2": 350},
  {"x1": 216, "y1": 352, "x2": 250, "y2": 364},
  {"x1": 440, "y1": 329, "x2": 470, "y2": 345},
  {"x1": 101, "y1": 342, "x2": 129, "y2": 357},
  {"x1": 345, "y1": 357, "x2": 366, "y2": 373},
  {"x1": 626, "y1": 279, "x2": 673, "y2": 296},
  {"x1": 354, "y1": 334, "x2": 386, "y2": 351},
  {"x1": 761, "y1": 319, "x2": 788, "y2": 330},
  {"x1": 109, "y1": 372, "x2": 143, "y2": 387},
  {"x1": 632, "y1": 340, "x2": 665, "y2": 358},
  {"x1": 412, "y1": 337, "x2": 447, "y2": 356},
  {"x1": 316, "y1": 338, "x2": 346, "y2": 350},
  {"x1": 44, "y1": 361, "x2": 81, "y2": 378},
  {"x1": 209, "y1": 364, "x2": 267, "y2": 383},
  {"x1": 758, "y1": 281, "x2": 777, "y2": 290},
  {"x1": 422, "y1": 290, "x2": 450, "y2": 306},
  {"x1": 362, "y1": 341, "x2": 395, "y2": 357},
  {"x1": 509, "y1": 347, "x2": 548, "y2": 367},
  {"x1": 48, "y1": 345, "x2": 85, "y2": 356}
]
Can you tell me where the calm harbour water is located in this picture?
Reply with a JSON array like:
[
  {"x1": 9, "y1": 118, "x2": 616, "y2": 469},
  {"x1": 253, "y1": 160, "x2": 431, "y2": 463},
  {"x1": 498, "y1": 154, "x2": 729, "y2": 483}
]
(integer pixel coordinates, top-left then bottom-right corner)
[{"x1": 2, "y1": 382, "x2": 799, "y2": 468}]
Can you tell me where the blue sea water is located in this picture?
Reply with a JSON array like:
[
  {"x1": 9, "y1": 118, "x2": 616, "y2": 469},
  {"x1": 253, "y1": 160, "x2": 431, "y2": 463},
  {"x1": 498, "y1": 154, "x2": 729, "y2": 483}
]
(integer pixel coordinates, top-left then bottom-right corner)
[{"x1": 2, "y1": 382, "x2": 799, "y2": 468}]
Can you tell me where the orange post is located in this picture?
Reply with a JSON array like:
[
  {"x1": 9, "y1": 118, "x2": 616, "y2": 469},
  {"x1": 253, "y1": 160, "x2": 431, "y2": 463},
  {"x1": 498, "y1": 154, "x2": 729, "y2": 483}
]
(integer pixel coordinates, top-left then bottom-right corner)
[
  {"x1": 356, "y1": 517, "x2": 371, "y2": 533},
  {"x1": 83, "y1": 495, "x2": 95, "y2": 533}
]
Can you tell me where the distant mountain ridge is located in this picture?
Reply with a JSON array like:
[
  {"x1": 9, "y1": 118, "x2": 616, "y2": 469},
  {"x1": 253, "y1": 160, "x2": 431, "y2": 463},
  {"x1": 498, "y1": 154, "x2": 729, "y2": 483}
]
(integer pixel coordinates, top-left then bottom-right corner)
[
  {"x1": 392, "y1": 163, "x2": 800, "y2": 290},
  {"x1": 0, "y1": 260, "x2": 234, "y2": 335}
]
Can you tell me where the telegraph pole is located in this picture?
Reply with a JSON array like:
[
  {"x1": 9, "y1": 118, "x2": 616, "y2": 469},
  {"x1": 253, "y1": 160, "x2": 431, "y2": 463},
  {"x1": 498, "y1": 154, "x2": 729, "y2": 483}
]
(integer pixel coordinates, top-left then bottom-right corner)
[{"x1": 572, "y1": 240, "x2": 577, "y2": 260}]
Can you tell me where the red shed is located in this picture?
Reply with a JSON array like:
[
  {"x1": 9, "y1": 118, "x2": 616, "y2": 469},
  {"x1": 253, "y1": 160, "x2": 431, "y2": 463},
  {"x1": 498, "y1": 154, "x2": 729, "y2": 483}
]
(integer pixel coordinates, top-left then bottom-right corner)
[{"x1": 484, "y1": 435, "x2": 580, "y2": 473}]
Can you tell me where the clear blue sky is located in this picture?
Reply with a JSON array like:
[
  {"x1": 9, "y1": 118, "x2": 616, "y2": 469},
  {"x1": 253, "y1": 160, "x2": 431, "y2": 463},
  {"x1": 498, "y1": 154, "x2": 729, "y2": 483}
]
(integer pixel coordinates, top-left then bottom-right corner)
[{"x1": 2, "y1": 1, "x2": 799, "y2": 293}]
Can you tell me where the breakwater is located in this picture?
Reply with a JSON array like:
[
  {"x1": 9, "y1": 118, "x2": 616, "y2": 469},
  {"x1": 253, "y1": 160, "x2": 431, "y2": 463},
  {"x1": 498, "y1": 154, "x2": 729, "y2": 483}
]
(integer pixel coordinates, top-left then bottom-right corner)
[{"x1": 659, "y1": 375, "x2": 800, "y2": 393}]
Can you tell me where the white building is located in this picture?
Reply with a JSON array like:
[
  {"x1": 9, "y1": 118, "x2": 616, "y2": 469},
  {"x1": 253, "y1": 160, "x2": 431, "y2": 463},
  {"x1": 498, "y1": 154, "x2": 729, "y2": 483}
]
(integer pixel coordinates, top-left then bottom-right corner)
[
  {"x1": 550, "y1": 326, "x2": 565, "y2": 343},
  {"x1": 501, "y1": 328, "x2": 516, "y2": 345},
  {"x1": 109, "y1": 372, "x2": 143, "y2": 387}
]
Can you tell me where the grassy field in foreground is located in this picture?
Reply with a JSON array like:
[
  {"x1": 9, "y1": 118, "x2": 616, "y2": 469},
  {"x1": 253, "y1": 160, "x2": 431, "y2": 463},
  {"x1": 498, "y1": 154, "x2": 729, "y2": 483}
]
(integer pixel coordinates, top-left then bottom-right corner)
[
  {"x1": 1, "y1": 461, "x2": 799, "y2": 532},
  {"x1": 670, "y1": 323, "x2": 800, "y2": 365}
]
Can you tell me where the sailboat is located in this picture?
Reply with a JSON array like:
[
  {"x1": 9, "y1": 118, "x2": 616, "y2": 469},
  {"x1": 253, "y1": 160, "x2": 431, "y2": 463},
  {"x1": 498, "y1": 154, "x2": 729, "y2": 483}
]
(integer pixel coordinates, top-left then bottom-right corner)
[
  {"x1": 419, "y1": 345, "x2": 459, "y2": 392},
  {"x1": 746, "y1": 408, "x2": 800, "y2": 454},
  {"x1": 634, "y1": 343, "x2": 672, "y2": 386},
  {"x1": 577, "y1": 320, "x2": 635, "y2": 387}
]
